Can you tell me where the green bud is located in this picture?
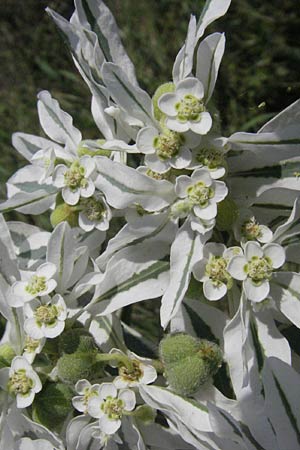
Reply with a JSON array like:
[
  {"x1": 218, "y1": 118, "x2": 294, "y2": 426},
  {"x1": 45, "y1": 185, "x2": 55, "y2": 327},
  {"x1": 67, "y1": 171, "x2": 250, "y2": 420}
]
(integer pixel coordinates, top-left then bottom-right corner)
[
  {"x1": 50, "y1": 203, "x2": 78, "y2": 228},
  {"x1": 77, "y1": 139, "x2": 111, "y2": 158},
  {"x1": 57, "y1": 352, "x2": 96, "y2": 384},
  {"x1": 152, "y1": 82, "x2": 175, "y2": 121},
  {"x1": 159, "y1": 333, "x2": 199, "y2": 365},
  {"x1": 32, "y1": 382, "x2": 73, "y2": 432},
  {"x1": 133, "y1": 405, "x2": 156, "y2": 424},
  {"x1": 0, "y1": 344, "x2": 15, "y2": 368},
  {"x1": 165, "y1": 355, "x2": 211, "y2": 396},
  {"x1": 216, "y1": 197, "x2": 239, "y2": 232}
]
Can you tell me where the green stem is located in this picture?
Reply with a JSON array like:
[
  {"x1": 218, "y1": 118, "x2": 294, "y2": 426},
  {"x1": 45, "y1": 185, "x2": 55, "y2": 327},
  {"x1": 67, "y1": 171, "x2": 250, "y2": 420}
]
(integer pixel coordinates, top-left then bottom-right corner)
[
  {"x1": 95, "y1": 352, "x2": 134, "y2": 371},
  {"x1": 151, "y1": 359, "x2": 164, "y2": 374}
]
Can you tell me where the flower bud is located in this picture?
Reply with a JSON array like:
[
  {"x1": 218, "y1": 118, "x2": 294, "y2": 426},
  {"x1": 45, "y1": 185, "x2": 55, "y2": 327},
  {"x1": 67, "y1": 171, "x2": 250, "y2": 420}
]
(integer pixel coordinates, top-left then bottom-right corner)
[
  {"x1": 0, "y1": 343, "x2": 15, "y2": 368},
  {"x1": 152, "y1": 82, "x2": 175, "y2": 121},
  {"x1": 216, "y1": 197, "x2": 239, "y2": 231}
]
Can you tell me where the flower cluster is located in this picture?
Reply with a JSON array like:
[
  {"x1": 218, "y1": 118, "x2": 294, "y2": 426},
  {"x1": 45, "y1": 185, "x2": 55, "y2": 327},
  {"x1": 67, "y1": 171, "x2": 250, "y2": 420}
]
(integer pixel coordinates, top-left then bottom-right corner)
[{"x1": 0, "y1": 0, "x2": 300, "y2": 449}]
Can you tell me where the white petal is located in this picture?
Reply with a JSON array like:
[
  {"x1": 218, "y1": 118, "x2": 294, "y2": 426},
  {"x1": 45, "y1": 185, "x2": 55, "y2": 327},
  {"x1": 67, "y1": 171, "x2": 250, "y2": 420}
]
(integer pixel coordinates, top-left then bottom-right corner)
[
  {"x1": 243, "y1": 278, "x2": 270, "y2": 302},
  {"x1": 227, "y1": 255, "x2": 248, "y2": 280},
  {"x1": 223, "y1": 246, "x2": 243, "y2": 260},
  {"x1": 88, "y1": 396, "x2": 103, "y2": 418},
  {"x1": 30, "y1": 371, "x2": 42, "y2": 392},
  {"x1": 78, "y1": 213, "x2": 95, "y2": 232},
  {"x1": 62, "y1": 187, "x2": 80, "y2": 205},
  {"x1": 214, "y1": 181, "x2": 228, "y2": 202},
  {"x1": 194, "y1": 202, "x2": 217, "y2": 220},
  {"x1": 204, "y1": 242, "x2": 226, "y2": 258},
  {"x1": 203, "y1": 279, "x2": 227, "y2": 301},
  {"x1": 263, "y1": 243, "x2": 285, "y2": 268},
  {"x1": 24, "y1": 318, "x2": 44, "y2": 340},
  {"x1": 16, "y1": 391, "x2": 35, "y2": 408},
  {"x1": 145, "y1": 154, "x2": 169, "y2": 172},
  {"x1": 52, "y1": 165, "x2": 67, "y2": 188},
  {"x1": 189, "y1": 112, "x2": 212, "y2": 135},
  {"x1": 170, "y1": 147, "x2": 192, "y2": 169},
  {"x1": 11, "y1": 281, "x2": 34, "y2": 302},
  {"x1": 44, "y1": 320, "x2": 65, "y2": 338},
  {"x1": 140, "y1": 364, "x2": 157, "y2": 384},
  {"x1": 36, "y1": 262, "x2": 57, "y2": 279},
  {"x1": 52, "y1": 294, "x2": 67, "y2": 320},
  {"x1": 42, "y1": 279, "x2": 57, "y2": 296},
  {"x1": 80, "y1": 156, "x2": 96, "y2": 178},
  {"x1": 175, "y1": 175, "x2": 193, "y2": 198},
  {"x1": 166, "y1": 117, "x2": 189, "y2": 132},
  {"x1": 80, "y1": 180, "x2": 95, "y2": 198},
  {"x1": 244, "y1": 241, "x2": 264, "y2": 260},
  {"x1": 118, "y1": 389, "x2": 136, "y2": 411},
  {"x1": 136, "y1": 127, "x2": 157, "y2": 154},
  {"x1": 99, "y1": 416, "x2": 121, "y2": 435},
  {"x1": 257, "y1": 225, "x2": 273, "y2": 243},
  {"x1": 192, "y1": 260, "x2": 207, "y2": 282},
  {"x1": 11, "y1": 356, "x2": 32, "y2": 372},
  {"x1": 99, "y1": 383, "x2": 117, "y2": 401},
  {"x1": 210, "y1": 167, "x2": 226, "y2": 179},
  {"x1": 176, "y1": 77, "x2": 204, "y2": 99},
  {"x1": 158, "y1": 93, "x2": 178, "y2": 116},
  {"x1": 191, "y1": 168, "x2": 212, "y2": 186},
  {"x1": 113, "y1": 376, "x2": 129, "y2": 389},
  {"x1": 72, "y1": 396, "x2": 86, "y2": 412},
  {"x1": 75, "y1": 379, "x2": 91, "y2": 394}
]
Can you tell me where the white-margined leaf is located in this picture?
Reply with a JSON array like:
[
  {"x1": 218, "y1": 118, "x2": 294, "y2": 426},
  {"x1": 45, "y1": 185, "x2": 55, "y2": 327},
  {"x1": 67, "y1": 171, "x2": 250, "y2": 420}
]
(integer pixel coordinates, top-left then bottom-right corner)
[
  {"x1": 196, "y1": 0, "x2": 231, "y2": 40},
  {"x1": 12, "y1": 133, "x2": 63, "y2": 162},
  {"x1": 95, "y1": 156, "x2": 175, "y2": 211},
  {"x1": 0, "y1": 189, "x2": 57, "y2": 215},
  {"x1": 102, "y1": 62, "x2": 155, "y2": 127},
  {"x1": 172, "y1": 15, "x2": 196, "y2": 83},
  {"x1": 89, "y1": 313, "x2": 126, "y2": 353},
  {"x1": 160, "y1": 220, "x2": 206, "y2": 329},
  {"x1": 138, "y1": 422, "x2": 195, "y2": 449},
  {"x1": 272, "y1": 198, "x2": 300, "y2": 245},
  {"x1": 196, "y1": 32, "x2": 225, "y2": 103},
  {"x1": 251, "y1": 188, "x2": 299, "y2": 225},
  {"x1": 270, "y1": 271, "x2": 300, "y2": 328},
  {"x1": 262, "y1": 357, "x2": 300, "y2": 450}
]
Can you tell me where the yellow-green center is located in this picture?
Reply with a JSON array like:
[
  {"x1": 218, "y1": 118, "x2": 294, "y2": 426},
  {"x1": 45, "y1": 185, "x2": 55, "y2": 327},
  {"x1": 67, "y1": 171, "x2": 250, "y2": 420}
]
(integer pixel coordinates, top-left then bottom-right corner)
[
  {"x1": 196, "y1": 149, "x2": 225, "y2": 170},
  {"x1": 101, "y1": 396, "x2": 124, "y2": 420},
  {"x1": 205, "y1": 256, "x2": 233, "y2": 288},
  {"x1": 25, "y1": 275, "x2": 47, "y2": 296},
  {"x1": 187, "y1": 181, "x2": 214, "y2": 208},
  {"x1": 64, "y1": 161, "x2": 87, "y2": 190},
  {"x1": 34, "y1": 304, "x2": 58, "y2": 326},
  {"x1": 8, "y1": 369, "x2": 33, "y2": 395},
  {"x1": 82, "y1": 198, "x2": 106, "y2": 222},
  {"x1": 244, "y1": 256, "x2": 273, "y2": 284},
  {"x1": 175, "y1": 94, "x2": 204, "y2": 122},
  {"x1": 119, "y1": 359, "x2": 143, "y2": 382},
  {"x1": 24, "y1": 336, "x2": 40, "y2": 353},
  {"x1": 241, "y1": 218, "x2": 261, "y2": 240},
  {"x1": 153, "y1": 131, "x2": 183, "y2": 160}
]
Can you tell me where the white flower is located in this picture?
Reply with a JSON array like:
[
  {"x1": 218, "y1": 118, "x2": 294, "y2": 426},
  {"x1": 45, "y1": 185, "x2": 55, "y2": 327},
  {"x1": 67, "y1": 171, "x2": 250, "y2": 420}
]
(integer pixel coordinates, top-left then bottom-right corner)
[
  {"x1": 52, "y1": 156, "x2": 96, "y2": 205},
  {"x1": 11, "y1": 262, "x2": 57, "y2": 305},
  {"x1": 189, "y1": 137, "x2": 230, "y2": 179},
  {"x1": 137, "y1": 127, "x2": 198, "y2": 172},
  {"x1": 109, "y1": 349, "x2": 157, "y2": 388},
  {"x1": 72, "y1": 379, "x2": 101, "y2": 414},
  {"x1": 78, "y1": 194, "x2": 112, "y2": 232},
  {"x1": 227, "y1": 241, "x2": 285, "y2": 302},
  {"x1": 2, "y1": 356, "x2": 42, "y2": 408},
  {"x1": 22, "y1": 336, "x2": 45, "y2": 364},
  {"x1": 23, "y1": 294, "x2": 67, "y2": 339},
  {"x1": 234, "y1": 209, "x2": 273, "y2": 244},
  {"x1": 14, "y1": 437, "x2": 55, "y2": 450},
  {"x1": 158, "y1": 77, "x2": 212, "y2": 135},
  {"x1": 175, "y1": 168, "x2": 228, "y2": 221},
  {"x1": 193, "y1": 243, "x2": 243, "y2": 300},
  {"x1": 88, "y1": 383, "x2": 135, "y2": 435}
]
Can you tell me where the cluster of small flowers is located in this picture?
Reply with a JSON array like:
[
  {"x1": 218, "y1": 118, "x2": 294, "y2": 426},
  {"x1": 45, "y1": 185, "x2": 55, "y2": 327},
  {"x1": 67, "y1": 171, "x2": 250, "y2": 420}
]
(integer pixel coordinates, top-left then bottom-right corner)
[{"x1": 0, "y1": 0, "x2": 300, "y2": 449}]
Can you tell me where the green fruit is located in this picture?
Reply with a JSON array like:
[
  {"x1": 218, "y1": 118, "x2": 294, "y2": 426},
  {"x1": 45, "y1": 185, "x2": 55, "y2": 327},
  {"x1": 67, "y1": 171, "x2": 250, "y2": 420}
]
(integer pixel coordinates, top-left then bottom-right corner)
[
  {"x1": 159, "y1": 333, "x2": 199, "y2": 365},
  {"x1": 57, "y1": 352, "x2": 95, "y2": 384},
  {"x1": 152, "y1": 82, "x2": 175, "y2": 121}
]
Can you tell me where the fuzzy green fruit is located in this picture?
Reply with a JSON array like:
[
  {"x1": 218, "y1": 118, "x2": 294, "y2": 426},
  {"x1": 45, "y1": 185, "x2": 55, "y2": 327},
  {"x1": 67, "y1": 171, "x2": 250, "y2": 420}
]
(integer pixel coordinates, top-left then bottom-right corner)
[
  {"x1": 152, "y1": 82, "x2": 175, "y2": 121},
  {"x1": 159, "y1": 333, "x2": 199, "y2": 365},
  {"x1": 57, "y1": 352, "x2": 96, "y2": 384}
]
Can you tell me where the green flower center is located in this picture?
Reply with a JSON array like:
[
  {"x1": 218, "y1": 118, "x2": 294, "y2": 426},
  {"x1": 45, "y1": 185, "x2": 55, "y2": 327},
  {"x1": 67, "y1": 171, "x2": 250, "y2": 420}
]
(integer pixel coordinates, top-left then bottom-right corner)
[
  {"x1": 8, "y1": 369, "x2": 33, "y2": 395},
  {"x1": 119, "y1": 359, "x2": 143, "y2": 382},
  {"x1": 145, "y1": 168, "x2": 171, "y2": 180},
  {"x1": 153, "y1": 131, "x2": 183, "y2": 160},
  {"x1": 244, "y1": 256, "x2": 273, "y2": 283},
  {"x1": 196, "y1": 149, "x2": 225, "y2": 170},
  {"x1": 25, "y1": 275, "x2": 47, "y2": 296},
  {"x1": 82, "y1": 197, "x2": 106, "y2": 222},
  {"x1": 64, "y1": 161, "x2": 87, "y2": 190},
  {"x1": 101, "y1": 396, "x2": 124, "y2": 420},
  {"x1": 241, "y1": 217, "x2": 261, "y2": 240},
  {"x1": 175, "y1": 94, "x2": 204, "y2": 122},
  {"x1": 24, "y1": 336, "x2": 40, "y2": 353},
  {"x1": 187, "y1": 181, "x2": 214, "y2": 208},
  {"x1": 205, "y1": 256, "x2": 233, "y2": 288},
  {"x1": 35, "y1": 304, "x2": 58, "y2": 326}
]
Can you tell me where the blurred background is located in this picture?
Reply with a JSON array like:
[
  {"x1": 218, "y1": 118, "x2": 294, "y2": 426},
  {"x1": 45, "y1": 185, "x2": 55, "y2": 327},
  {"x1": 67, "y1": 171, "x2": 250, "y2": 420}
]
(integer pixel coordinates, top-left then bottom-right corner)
[{"x1": 0, "y1": 0, "x2": 299, "y2": 343}]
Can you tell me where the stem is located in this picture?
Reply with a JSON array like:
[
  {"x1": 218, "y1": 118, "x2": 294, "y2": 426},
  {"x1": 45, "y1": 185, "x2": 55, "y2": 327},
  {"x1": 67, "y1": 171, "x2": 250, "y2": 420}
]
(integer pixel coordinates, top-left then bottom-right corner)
[
  {"x1": 151, "y1": 359, "x2": 164, "y2": 374},
  {"x1": 95, "y1": 352, "x2": 134, "y2": 371}
]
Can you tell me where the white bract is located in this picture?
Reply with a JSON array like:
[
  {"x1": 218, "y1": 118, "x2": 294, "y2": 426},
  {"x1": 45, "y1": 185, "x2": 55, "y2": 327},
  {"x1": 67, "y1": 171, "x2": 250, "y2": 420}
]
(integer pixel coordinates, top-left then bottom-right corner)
[
  {"x1": 175, "y1": 168, "x2": 228, "y2": 221},
  {"x1": 158, "y1": 77, "x2": 212, "y2": 134},
  {"x1": 88, "y1": 383, "x2": 136, "y2": 435},
  {"x1": 234, "y1": 209, "x2": 273, "y2": 244},
  {"x1": 23, "y1": 294, "x2": 67, "y2": 339},
  {"x1": 11, "y1": 262, "x2": 57, "y2": 305},
  {"x1": 5, "y1": 357, "x2": 42, "y2": 408},
  {"x1": 228, "y1": 241, "x2": 286, "y2": 302},
  {"x1": 53, "y1": 156, "x2": 96, "y2": 205},
  {"x1": 193, "y1": 243, "x2": 242, "y2": 300},
  {"x1": 78, "y1": 194, "x2": 112, "y2": 232}
]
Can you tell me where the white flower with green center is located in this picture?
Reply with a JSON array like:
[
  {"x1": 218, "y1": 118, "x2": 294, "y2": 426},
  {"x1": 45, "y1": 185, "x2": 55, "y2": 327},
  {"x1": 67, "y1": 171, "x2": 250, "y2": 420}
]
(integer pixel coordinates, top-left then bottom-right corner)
[
  {"x1": 72, "y1": 379, "x2": 101, "y2": 414},
  {"x1": 88, "y1": 383, "x2": 135, "y2": 435},
  {"x1": 158, "y1": 77, "x2": 212, "y2": 135},
  {"x1": 193, "y1": 243, "x2": 243, "y2": 301},
  {"x1": 79, "y1": 194, "x2": 112, "y2": 232},
  {"x1": 1, "y1": 356, "x2": 42, "y2": 408},
  {"x1": 23, "y1": 294, "x2": 67, "y2": 339},
  {"x1": 137, "y1": 126, "x2": 197, "y2": 172},
  {"x1": 234, "y1": 209, "x2": 273, "y2": 244},
  {"x1": 11, "y1": 262, "x2": 57, "y2": 305},
  {"x1": 109, "y1": 349, "x2": 157, "y2": 389},
  {"x1": 175, "y1": 168, "x2": 228, "y2": 221},
  {"x1": 53, "y1": 156, "x2": 96, "y2": 205},
  {"x1": 227, "y1": 241, "x2": 286, "y2": 302},
  {"x1": 22, "y1": 335, "x2": 45, "y2": 364}
]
